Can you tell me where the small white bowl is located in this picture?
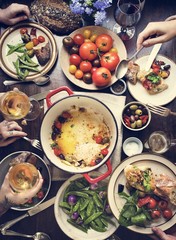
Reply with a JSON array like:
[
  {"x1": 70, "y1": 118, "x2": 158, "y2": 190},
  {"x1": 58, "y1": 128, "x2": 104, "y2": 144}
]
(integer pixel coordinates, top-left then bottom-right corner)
[
  {"x1": 123, "y1": 137, "x2": 143, "y2": 156},
  {"x1": 110, "y1": 79, "x2": 127, "y2": 95}
]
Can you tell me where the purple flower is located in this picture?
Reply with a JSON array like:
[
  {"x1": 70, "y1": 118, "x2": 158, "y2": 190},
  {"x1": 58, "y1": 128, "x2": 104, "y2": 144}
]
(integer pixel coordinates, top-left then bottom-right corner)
[
  {"x1": 94, "y1": 10, "x2": 107, "y2": 25},
  {"x1": 93, "y1": 0, "x2": 112, "y2": 10}
]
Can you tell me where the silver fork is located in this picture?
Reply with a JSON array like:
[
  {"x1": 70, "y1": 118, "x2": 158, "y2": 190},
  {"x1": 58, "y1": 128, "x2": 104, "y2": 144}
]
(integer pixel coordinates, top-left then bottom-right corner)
[
  {"x1": 147, "y1": 104, "x2": 176, "y2": 117},
  {"x1": 22, "y1": 137, "x2": 42, "y2": 151}
]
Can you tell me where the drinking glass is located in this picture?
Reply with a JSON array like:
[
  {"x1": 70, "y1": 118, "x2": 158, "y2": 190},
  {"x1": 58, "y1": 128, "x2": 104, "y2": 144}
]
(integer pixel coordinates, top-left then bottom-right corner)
[
  {"x1": 9, "y1": 162, "x2": 39, "y2": 192},
  {"x1": 144, "y1": 131, "x2": 176, "y2": 154},
  {"x1": 113, "y1": 0, "x2": 141, "y2": 40},
  {"x1": 0, "y1": 90, "x2": 40, "y2": 121}
]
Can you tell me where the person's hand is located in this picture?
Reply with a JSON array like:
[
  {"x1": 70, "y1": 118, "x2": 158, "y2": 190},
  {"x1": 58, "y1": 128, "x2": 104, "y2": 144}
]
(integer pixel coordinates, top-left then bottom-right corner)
[
  {"x1": 0, "y1": 3, "x2": 30, "y2": 25},
  {"x1": 0, "y1": 171, "x2": 43, "y2": 206},
  {"x1": 0, "y1": 120, "x2": 27, "y2": 147},
  {"x1": 137, "y1": 19, "x2": 176, "y2": 50},
  {"x1": 150, "y1": 227, "x2": 176, "y2": 240}
]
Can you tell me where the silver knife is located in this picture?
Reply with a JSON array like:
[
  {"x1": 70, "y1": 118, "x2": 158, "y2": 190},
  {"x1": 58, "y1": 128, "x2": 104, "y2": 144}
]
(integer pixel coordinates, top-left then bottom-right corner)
[
  {"x1": 145, "y1": 43, "x2": 162, "y2": 71},
  {"x1": 30, "y1": 91, "x2": 49, "y2": 101},
  {"x1": 0, "y1": 197, "x2": 55, "y2": 231}
]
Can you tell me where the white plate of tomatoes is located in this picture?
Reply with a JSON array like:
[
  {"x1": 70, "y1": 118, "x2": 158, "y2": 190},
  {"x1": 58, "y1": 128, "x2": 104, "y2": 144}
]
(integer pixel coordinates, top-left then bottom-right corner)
[
  {"x1": 0, "y1": 22, "x2": 57, "y2": 80},
  {"x1": 60, "y1": 26, "x2": 127, "y2": 90}
]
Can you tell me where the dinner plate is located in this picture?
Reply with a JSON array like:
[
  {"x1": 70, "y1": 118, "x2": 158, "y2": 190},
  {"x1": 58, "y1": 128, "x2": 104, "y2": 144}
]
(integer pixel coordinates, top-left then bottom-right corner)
[
  {"x1": 127, "y1": 55, "x2": 176, "y2": 106},
  {"x1": 60, "y1": 26, "x2": 127, "y2": 90},
  {"x1": 0, "y1": 22, "x2": 58, "y2": 80},
  {"x1": 108, "y1": 153, "x2": 176, "y2": 234},
  {"x1": 0, "y1": 151, "x2": 51, "y2": 211},
  {"x1": 54, "y1": 173, "x2": 119, "y2": 240}
]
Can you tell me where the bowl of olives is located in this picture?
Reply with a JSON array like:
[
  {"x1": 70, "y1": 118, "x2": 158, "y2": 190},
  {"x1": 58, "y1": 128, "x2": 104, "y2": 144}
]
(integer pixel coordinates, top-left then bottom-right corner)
[{"x1": 121, "y1": 101, "x2": 151, "y2": 131}]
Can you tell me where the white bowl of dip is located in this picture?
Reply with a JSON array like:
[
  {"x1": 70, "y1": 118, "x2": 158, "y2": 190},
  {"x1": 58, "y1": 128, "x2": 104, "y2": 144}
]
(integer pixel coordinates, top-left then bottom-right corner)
[{"x1": 123, "y1": 137, "x2": 143, "y2": 157}]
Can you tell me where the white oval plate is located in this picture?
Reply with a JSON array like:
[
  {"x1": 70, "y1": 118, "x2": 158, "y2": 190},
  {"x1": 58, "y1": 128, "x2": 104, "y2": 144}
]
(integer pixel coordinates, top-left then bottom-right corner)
[
  {"x1": 127, "y1": 55, "x2": 176, "y2": 106},
  {"x1": 0, "y1": 151, "x2": 51, "y2": 211},
  {"x1": 54, "y1": 173, "x2": 119, "y2": 240},
  {"x1": 60, "y1": 26, "x2": 127, "y2": 90},
  {"x1": 0, "y1": 22, "x2": 58, "y2": 80},
  {"x1": 108, "y1": 153, "x2": 176, "y2": 234}
]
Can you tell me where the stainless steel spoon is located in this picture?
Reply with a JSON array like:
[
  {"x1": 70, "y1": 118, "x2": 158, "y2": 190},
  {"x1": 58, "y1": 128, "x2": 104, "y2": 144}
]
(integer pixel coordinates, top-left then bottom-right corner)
[
  {"x1": 3, "y1": 75, "x2": 50, "y2": 86},
  {"x1": 1, "y1": 229, "x2": 51, "y2": 240},
  {"x1": 115, "y1": 46, "x2": 144, "y2": 79}
]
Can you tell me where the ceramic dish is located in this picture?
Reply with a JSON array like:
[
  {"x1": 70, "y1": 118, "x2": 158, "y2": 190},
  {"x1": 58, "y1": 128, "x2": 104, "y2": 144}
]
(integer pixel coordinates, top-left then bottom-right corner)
[
  {"x1": 0, "y1": 22, "x2": 58, "y2": 80},
  {"x1": 122, "y1": 137, "x2": 143, "y2": 156},
  {"x1": 60, "y1": 26, "x2": 127, "y2": 90},
  {"x1": 110, "y1": 79, "x2": 127, "y2": 95},
  {"x1": 108, "y1": 153, "x2": 176, "y2": 234},
  {"x1": 54, "y1": 173, "x2": 119, "y2": 240},
  {"x1": 0, "y1": 151, "x2": 51, "y2": 211},
  {"x1": 127, "y1": 55, "x2": 176, "y2": 106}
]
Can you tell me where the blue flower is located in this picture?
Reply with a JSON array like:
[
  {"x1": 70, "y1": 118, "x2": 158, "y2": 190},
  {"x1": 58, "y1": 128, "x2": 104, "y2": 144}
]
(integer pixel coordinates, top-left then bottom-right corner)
[{"x1": 94, "y1": 10, "x2": 107, "y2": 25}]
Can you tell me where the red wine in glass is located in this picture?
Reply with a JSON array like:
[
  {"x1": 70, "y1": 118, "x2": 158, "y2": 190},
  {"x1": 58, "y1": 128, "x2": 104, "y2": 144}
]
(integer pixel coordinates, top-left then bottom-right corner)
[{"x1": 113, "y1": 0, "x2": 141, "y2": 40}]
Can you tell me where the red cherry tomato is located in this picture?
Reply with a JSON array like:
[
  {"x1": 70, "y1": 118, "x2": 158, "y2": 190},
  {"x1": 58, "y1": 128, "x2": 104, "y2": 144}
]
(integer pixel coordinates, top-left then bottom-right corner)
[
  {"x1": 101, "y1": 148, "x2": 109, "y2": 156},
  {"x1": 95, "y1": 34, "x2": 113, "y2": 52},
  {"x1": 69, "y1": 54, "x2": 81, "y2": 66},
  {"x1": 79, "y1": 42, "x2": 98, "y2": 61},
  {"x1": 162, "y1": 208, "x2": 173, "y2": 219},
  {"x1": 53, "y1": 148, "x2": 62, "y2": 156},
  {"x1": 73, "y1": 34, "x2": 84, "y2": 46},
  {"x1": 100, "y1": 52, "x2": 120, "y2": 71},
  {"x1": 147, "y1": 198, "x2": 157, "y2": 209},
  {"x1": 37, "y1": 191, "x2": 44, "y2": 199},
  {"x1": 137, "y1": 196, "x2": 151, "y2": 208},
  {"x1": 151, "y1": 210, "x2": 161, "y2": 219},
  {"x1": 92, "y1": 67, "x2": 112, "y2": 87},
  {"x1": 158, "y1": 200, "x2": 168, "y2": 210},
  {"x1": 79, "y1": 61, "x2": 92, "y2": 72},
  {"x1": 38, "y1": 36, "x2": 45, "y2": 43},
  {"x1": 20, "y1": 28, "x2": 28, "y2": 34},
  {"x1": 94, "y1": 136, "x2": 103, "y2": 144},
  {"x1": 91, "y1": 67, "x2": 98, "y2": 74},
  {"x1": 32, "y1": 38, "x2": 39, "y2": 46},
  {"x1": 55, "y1": 121, "x2": 62, "y2": 129}
]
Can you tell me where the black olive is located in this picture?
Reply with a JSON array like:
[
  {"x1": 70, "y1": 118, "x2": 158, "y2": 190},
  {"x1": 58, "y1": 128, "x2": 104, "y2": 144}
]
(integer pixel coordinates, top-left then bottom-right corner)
[
  {"x1": 102, "y1": 137, "x2": 110, "y2": 144},
  {"x1": 53, "y1": 126, "x2": 61, "y2": 134},
  {"x1": 118, "y1": 184, "x2": 124, "y2": 193},
  {"x1": 95, "y1": 158, "x2": 102, "y2": 164},
  {"x1": 125, "y1": 108, "x2": 131, "y2": 116},
  {"x1": 59, "y1": 154, "x2": 65, "y2": 160},
  {"x1": 58, "y1": 116, "x2": 66, "y2": 123},
  {"x1": 163, "y1": 64, "x2": 171, "y2": 71},
  {"x1": 51, "y1": 132, "x2": 57, "y2": 140}
]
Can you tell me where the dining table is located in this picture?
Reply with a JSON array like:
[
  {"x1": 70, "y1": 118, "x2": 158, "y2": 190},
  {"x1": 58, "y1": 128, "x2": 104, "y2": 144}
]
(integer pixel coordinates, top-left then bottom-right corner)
[{"x1": 0, "y1": 0, "x2": 176, "y2": 239}]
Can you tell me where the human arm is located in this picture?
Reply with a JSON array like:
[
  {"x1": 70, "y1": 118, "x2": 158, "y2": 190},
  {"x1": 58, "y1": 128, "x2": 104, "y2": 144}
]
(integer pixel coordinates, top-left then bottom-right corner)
[
  {"x1": 137, "y1": 19, "x2": 176, "y2": 50},
  {"x1": 150, "y1": 227, "x2": 176, "y2": 240},
  {"x1": 0, "y1": 120, "x2": 27, "y2": 147},
  {"x1": 0, "y1": 3, "x2": 30, "y2": 26},
  {"x1": 0, "y1": 171, "x2": 43, "y2": 216}
]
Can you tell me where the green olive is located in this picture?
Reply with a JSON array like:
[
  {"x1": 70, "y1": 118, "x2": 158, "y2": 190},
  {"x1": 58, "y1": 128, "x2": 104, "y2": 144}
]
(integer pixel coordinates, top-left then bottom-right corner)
[
  {"x1": 130, "y1": 121, "x2": 137, "y2": 128},
  {"x1": 136, "y1": 119, "x2": 142, "y2": 128},
  {"x1": 129, "y1": 104, "x2": 138, "y2": 110},
  {"x1": 27, "y1": 49, "x2": 34, "y2": 58},
  {"x1": 135, "y1": 109, "x2": 142, "y2": 115}
]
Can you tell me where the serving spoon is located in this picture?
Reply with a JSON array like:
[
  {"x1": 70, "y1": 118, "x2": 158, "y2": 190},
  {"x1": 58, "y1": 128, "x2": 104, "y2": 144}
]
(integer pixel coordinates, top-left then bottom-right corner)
[
  {"x1": 3, "y1": 75, "x2": 50, "y2": 86},
  {"x1": 1, "y1": 230, "x2": 51, "y2": 240},
  {"x1": 115, "y1": 46, "x2": 144, "y2": 79}
]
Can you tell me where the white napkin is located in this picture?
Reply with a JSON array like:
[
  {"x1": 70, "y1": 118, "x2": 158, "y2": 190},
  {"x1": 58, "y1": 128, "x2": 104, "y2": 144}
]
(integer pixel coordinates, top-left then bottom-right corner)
[{"x1": 44, "y1": 91, "x2": 126, "y2": 180}]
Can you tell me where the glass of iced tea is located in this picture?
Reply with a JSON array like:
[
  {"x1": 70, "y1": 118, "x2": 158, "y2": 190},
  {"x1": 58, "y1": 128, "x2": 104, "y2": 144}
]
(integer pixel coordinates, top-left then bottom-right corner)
[
  {"x1": 9, "y1": 162, "x2": 39, "y2": 192},
  {"x1": 0, "y1": 90, "x2": 40, "y2": 121}
]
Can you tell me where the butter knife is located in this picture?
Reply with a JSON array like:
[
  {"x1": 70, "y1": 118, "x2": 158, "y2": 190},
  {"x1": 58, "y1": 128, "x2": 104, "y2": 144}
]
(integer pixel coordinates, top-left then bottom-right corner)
[
  {"x1": 145, "y1": 43, "x2": 162, "y2": 71},
  {"x1": 0, "y1": 196, "x2": 55, "y2": 232},
  {"x1": 30, "y1": 91, "x2": 49, "y2": 101}
]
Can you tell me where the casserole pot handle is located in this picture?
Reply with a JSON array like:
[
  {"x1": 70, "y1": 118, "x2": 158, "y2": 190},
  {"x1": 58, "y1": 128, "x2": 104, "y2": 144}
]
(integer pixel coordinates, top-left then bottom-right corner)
[
  {"x1": 82, "y1": 159, "x2": 112, "y2": 184},
  {"x1": 46, "y1": 86, "x2": 74, "y2": 108}
]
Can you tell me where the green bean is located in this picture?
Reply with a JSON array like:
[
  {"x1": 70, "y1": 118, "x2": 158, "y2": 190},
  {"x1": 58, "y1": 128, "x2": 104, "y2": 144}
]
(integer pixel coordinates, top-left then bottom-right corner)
[
  {"x1": 7, "y1": 43, "x2": 25, "y2": 55},
  {"x1": 72, "y1": 199, "x2": 80, "y2": 212},
  {"x1": 7, "y1": 44, "x2": 25, "y2": 53},
  {"x1": 100, "y1": 217, "x2": 108, "y2": 227},
  {"x1": 67, "y1": 219, "x2": 88, "y2": 233},
  {"x1": 13, "y1": 60, "x2": 25, "y2": 80},
  {"x1": 79, "y1": 210, "x2": 86, "y2": 220},
  {"x1": 93, "y1": 193, "x2": 104, "y2": 209},
  {"x1": 86, "y1": 200, "x2": 94, "y2": 217},
  {"x1": 18, "y1": 57, "x2": 39, "y2": 67},
  {"x1": 94, "y1": 217, "x2": 103, "y2": 228},
  {"x1": 84, "y1": 211, "x2": 103, "y2": 225},
  {"x1": 90, "y1": 221, "x2": 107, "y2": 232},
  {"x1": 74, "y1": 181, "x2": 86, "y2": 189},
  {"x1": 82, "y1": 189, "x2": 96, "y2": 196},
  {"x1": 59, "y1": 201, "x2": 71, "y2": 210},
  {"x1": 101, "y1": 214, "x2": 116, "y2": 227},
  {"x1": 19, "y1": 64, "x2": 39, "y2": 72},
  {"x1": 79, "y1": 199, "x2": 89, "y2": 212},
  {"x1": 66, "y1": 191, "x2": 89, "y2": 199}
]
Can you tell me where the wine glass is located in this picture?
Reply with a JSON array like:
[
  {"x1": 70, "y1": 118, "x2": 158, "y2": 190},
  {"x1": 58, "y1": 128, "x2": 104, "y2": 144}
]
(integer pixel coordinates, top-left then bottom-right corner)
[
  {"x1": 0, "y1": 90, "x2": 40, "y2": 121},
  {"x1": 113, "y1": 0, "x2": 141, "y2": 40}
]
